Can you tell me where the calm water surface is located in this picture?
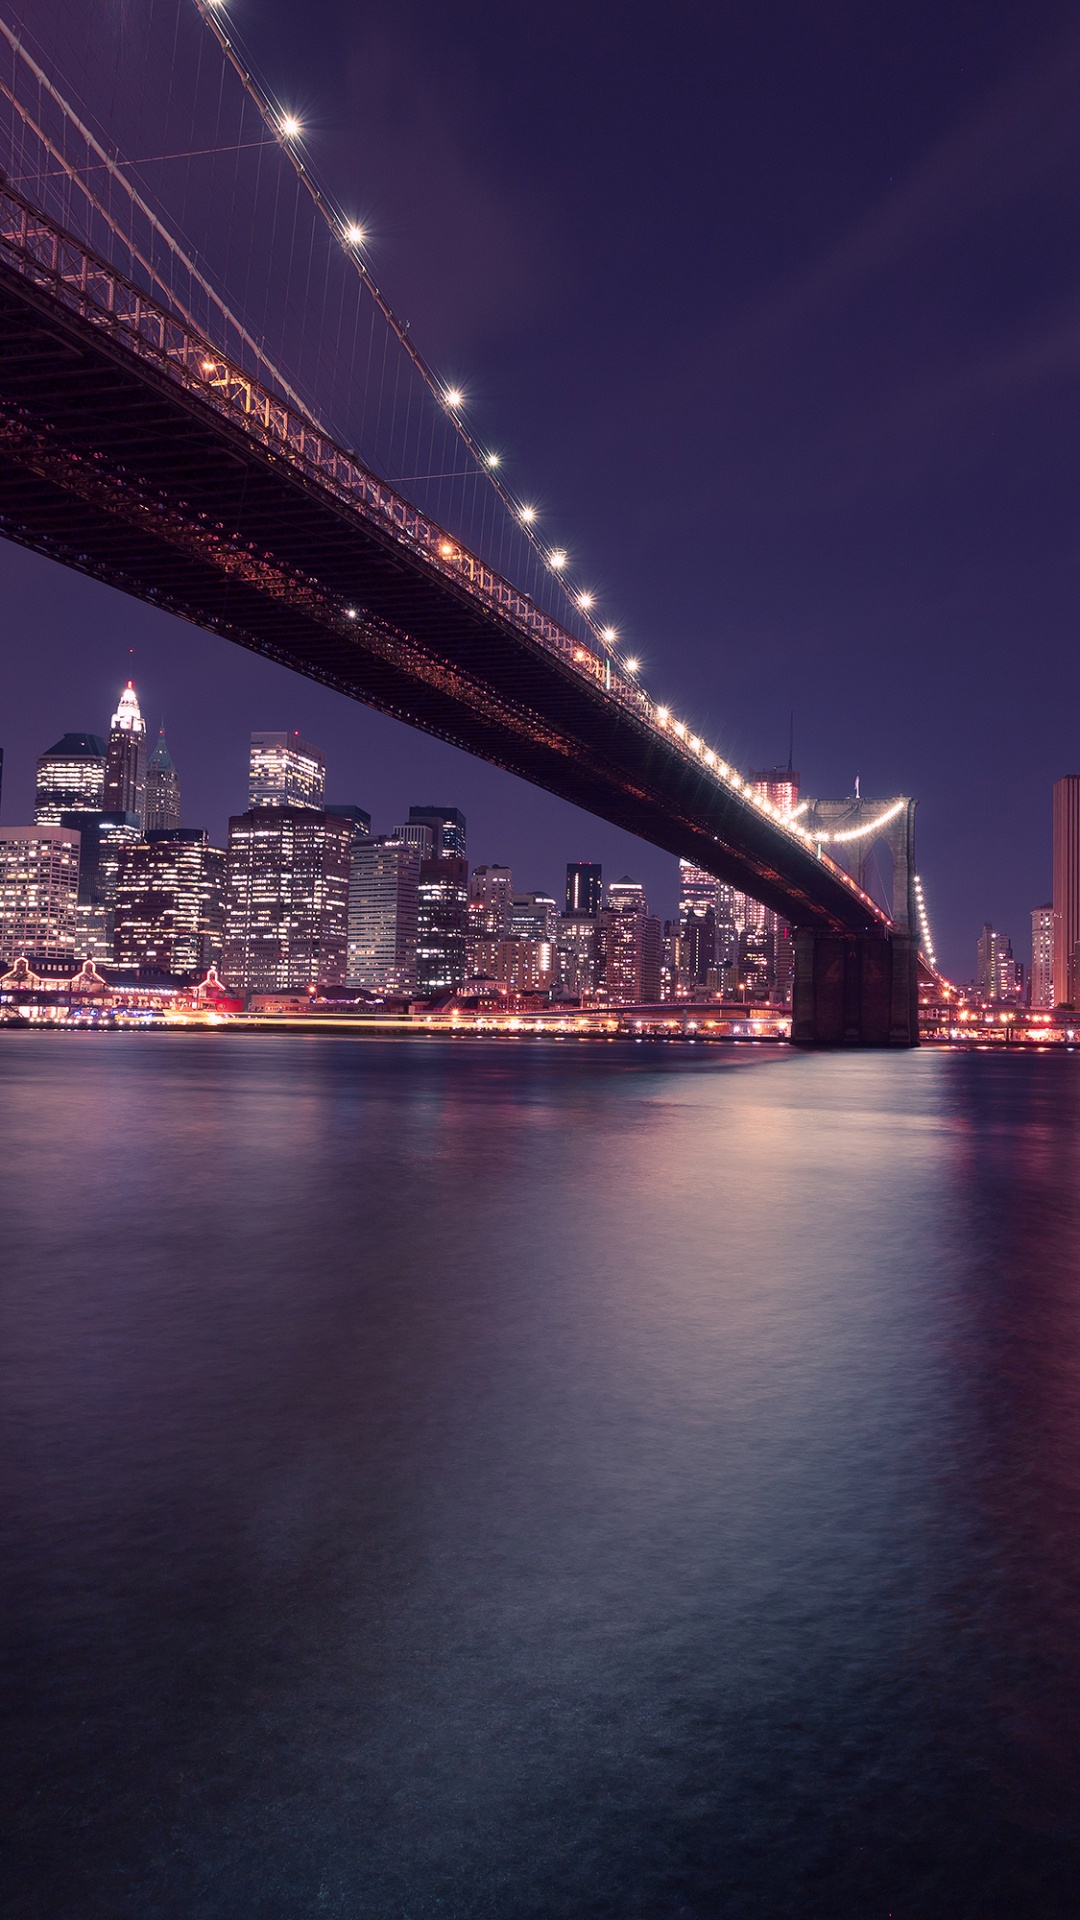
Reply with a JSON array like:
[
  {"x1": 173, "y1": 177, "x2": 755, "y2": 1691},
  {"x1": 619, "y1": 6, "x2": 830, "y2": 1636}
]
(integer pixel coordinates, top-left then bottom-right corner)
[{"x1": 2, "y1": 1034, "x2": 1080, "y2": 1917}]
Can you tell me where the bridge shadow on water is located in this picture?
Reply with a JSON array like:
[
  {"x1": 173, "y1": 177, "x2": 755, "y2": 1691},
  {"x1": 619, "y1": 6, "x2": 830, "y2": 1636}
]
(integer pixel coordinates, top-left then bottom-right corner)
[{"x1": 1, "y1": 1035, "x2": 1079, "y2": 1917}]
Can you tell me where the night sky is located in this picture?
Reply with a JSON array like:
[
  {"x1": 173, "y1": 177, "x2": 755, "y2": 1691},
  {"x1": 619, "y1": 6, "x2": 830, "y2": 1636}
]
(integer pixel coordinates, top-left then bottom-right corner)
[{"x1": 3, "y1": 0, "x2": 1080, "y2": 977}]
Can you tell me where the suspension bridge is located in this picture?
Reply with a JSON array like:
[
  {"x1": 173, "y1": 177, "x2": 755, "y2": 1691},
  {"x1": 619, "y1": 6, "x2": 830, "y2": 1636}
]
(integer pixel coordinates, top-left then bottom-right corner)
[{"x1": 0, "y1": 2, "x2": 935, "y2": 1044}]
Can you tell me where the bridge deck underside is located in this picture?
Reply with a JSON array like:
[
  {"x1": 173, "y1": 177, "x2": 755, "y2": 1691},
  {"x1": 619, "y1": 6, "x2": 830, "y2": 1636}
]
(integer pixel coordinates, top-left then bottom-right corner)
[{"x1": 0, "y1": 261, "x2": 881, "y2": 934}]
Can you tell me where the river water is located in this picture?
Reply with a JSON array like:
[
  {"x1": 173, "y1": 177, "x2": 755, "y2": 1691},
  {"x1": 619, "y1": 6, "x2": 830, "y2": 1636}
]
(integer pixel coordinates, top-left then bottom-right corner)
[{"x1": 2, "y1": 1034, "x2": 1079, "y2": 1917}]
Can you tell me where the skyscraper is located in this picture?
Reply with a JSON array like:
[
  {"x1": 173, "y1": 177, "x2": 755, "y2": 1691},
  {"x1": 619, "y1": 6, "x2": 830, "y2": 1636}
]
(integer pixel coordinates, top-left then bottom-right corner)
[
  {"x1": 408, "y1": 805, "x2": 466, "y2": 859},
  {"x1": 0, "y1": 826, "x2": 80, "y2": 967},
  {"x1": 1052, "y1": 775, "x2": 1080, "y2": 1006},
  {"x1": 600, "y1": 878, "x2": 662, "y2": 1004},
  {"x1": 509, "y1": 892, "x2": 557, "y2": 943},
  {"x1": 104, "y1": 682, "x2": 147, "y2": 825},
  {"x1": 145, "y1": 729, "x2": 181, "y2": 832},
  {"x1": 565, "y1": 862, "x2": 602, "y2": 917},
  {"x1": 468, "y1": 866, "x2": 514, "y2": 964},
  {"x1": 347, "y1": 835, "x2": 426, "y2": 993},
  {"x1": 224, "y1": 809, "x2": 351, "y2": 991},
  {"x1": 976, "y1": 923, "x2": 1022, "y2": 1003},
  {"x1": 555, "y1": 913, "x2": 601, "y2": 999},
  {"x1": 416, "y1": 856, "x2": 469, "y2": 995},
  {"x1": 1031, "y1": 904, "x2": 1055, "y2": 1010},
  {"x1": 749, "y1": 767, "x2": 799, "y2": 1004},
  {"x1": 34, "y1": 733, "x2": 107, "y2": 822},
  {"x1": 114, "y1": 830, "x2": 226, "y2": 975},
  {"x1": 248, "y1": 731, "x2": 325, "y2": 811}
]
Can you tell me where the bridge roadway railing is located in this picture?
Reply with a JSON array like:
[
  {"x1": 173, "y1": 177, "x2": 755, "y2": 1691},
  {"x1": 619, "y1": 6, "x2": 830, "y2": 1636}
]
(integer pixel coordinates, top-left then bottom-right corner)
[{"x1": 0, "y1": 181, "x2": 889, "y2": 931}]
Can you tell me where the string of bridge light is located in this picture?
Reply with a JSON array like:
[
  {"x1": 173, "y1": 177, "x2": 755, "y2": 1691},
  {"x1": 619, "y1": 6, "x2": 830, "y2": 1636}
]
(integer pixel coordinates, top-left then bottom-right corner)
[
  {"x1": 190, "y1": 1, "x2": 890, "y2": 917},
  {"x1": 913, "y1": 873, "x2": 937, "y2": 967}
]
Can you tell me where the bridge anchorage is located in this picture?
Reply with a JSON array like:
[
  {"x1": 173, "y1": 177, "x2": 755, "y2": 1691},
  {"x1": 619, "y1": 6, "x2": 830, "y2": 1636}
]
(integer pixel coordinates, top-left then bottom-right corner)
[{"x1": 0, "y1": 19, "x2": 930, "y2": 1047}]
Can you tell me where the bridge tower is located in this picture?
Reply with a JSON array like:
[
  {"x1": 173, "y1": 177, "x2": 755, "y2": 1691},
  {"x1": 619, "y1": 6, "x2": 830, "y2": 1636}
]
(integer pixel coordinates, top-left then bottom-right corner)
[{"x1": 790, "y1": 797, "x2": 920, "y2": 1048}]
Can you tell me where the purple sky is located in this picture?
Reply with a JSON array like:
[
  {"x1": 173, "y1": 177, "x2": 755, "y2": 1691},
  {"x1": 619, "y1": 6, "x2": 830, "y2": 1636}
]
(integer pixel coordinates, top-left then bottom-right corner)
[{"x1": 3, "y1": 0, "x2": 1080, "y2": 976}]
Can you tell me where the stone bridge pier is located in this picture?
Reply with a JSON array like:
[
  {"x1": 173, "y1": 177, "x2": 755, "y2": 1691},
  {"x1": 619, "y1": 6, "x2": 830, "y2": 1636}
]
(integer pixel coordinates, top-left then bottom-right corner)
[
  {"x1": 790, "y1": 929, "x2": 919, "y2": 1047},
  {"x1": 791, "y1": 795, "x2": 920, "y2": 1047}
]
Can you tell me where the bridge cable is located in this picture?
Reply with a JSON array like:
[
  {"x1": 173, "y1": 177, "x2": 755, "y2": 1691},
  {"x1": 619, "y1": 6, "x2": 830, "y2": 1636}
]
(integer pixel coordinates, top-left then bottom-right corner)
[
  {"x1": 0, "y1": 14, "x2": 322, "y2": 423},
  {"x1": 188, "y1": 0, "x2": 619, "y2": 663}
]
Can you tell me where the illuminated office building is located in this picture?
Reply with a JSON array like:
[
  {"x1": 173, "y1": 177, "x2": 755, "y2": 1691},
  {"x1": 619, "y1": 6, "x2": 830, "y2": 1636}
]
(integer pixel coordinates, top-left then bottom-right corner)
[
  {"x1": 347, "y1": 834, "x2": 426, "y2": 994},
  {"x1": 556, "y1": 913, "x2": 601, "y2": 998},
  {"x1": 408, "y1": 805, "x2": 466, "y2": 860},
  {"x1": 416, "y1": 855, "x2": 469, "y2": 995},
  {"x1": 145, "y1": 730, "x2": 181, "y2": 831},
  {"x1": 600, "y1": 877, "x2": 662, "y2": 1004},
  {"x1": 34, "y1": 732, "x2": 107, "y2": 823},
  {"x1": 114, "y1": 829, "x2": 226, "y2": 974},
  {"x1": 976, "y1": 923, "x2": 1023, "y2": 1003},
  {"x1": 224, "y1": 808, "x2": 351, "y2": 991},
  {"x1": 565, "y1": 862, "x2": 602, "y2": 917},
  {"x1": 749, "y1": 767, "x2": 799, "y2": 1003},
  {"x1": 1030, "y1": 904, "x2": 1055, "y2": 1009},
  {"x1": 1053, "y1": 775, "x2": 1080, "y2": 1005},
  {"x1": 0, "y1": 825, "x2": 80, "y2": 967},
  {"x1": 469, "y1": 936, "x2": 554, "y2": 994},
  {"x1": 104, "y1": 682, "x2": 147, "y2": 825},
  {"x1": 509, "y1": 892, "x2": 557, "y2": 943},
  {"x1": 248, "y1": 731, "x2": 325, "y2": 810}
]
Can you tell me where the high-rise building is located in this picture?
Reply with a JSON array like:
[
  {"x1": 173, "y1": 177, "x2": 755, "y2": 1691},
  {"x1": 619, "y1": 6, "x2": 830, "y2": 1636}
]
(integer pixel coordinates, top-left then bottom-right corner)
[
  {"x1": 59, "y1": 809, "x2": 142, "y2": 960},
  {"x1": 565, "y1": 862, "x2": 602, "y2": 917},
  {"x1": 1031, "y1": 904, "x2": 1055, "y2": 1010},
  {"x1": 600, "y1": 878, "x2": 661, "y2": 1004},
  {"x1": 556, "y1": 913, "x2": 600, "y2": 999},
  {"x1": 391, "y1": 822, "x2": 435, "y2": 854},
  {"x1": 408, "y1": 805, "x2": 466, "y2": 860},
  {"x1": 248, "y1": 731, "x2": 325, "y2": 811},
  {"x1": 114, "y1": 830, "x2": 226, "y2": 975},
  {"x1": 34, "y1": 733, "x2": 107, "y2": 823},
  {"x1": 468, "y1": 937, "x2": 555, "y2": 995},
  {"x1": 0, "y1": 826, "x2": 80, "y2": 967},
  {"x1": 416, "y1": 856, "x2": 469, "y2": 996},
  {"x1": 347, "y1": 835, "x2": 426, "y2": 994},
  {"x1": 224, "y1": 808, "x2": 351, "y2": 991},
  {"x1": 104, "y1": 682, "x2": 147, "y2": 824},
  {"x1": 1052, "y1": 776, "x2": 1080, "y2": 1006},
  {"x1": 749, "y1": 765, "x2": 800, "y2": 816},
  {"x1": 145, "y1": 729, "x2": 181, "y2": 832},
  {"x1": 509, "y1": 892, "x2": 557, "y2": 943},
  {"x1": 467, "y1": 865, "x2": 514, "y2": 964},
  {"x1": 976, "y1": 923, "x2": 1023, "y2": 1004}
]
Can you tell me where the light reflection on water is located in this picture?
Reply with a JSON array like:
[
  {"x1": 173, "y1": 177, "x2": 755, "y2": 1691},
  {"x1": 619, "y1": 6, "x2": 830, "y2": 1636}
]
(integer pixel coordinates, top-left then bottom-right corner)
[{"x1": 1, "y1": 1036, "x2": 1079, "y2": 1917}]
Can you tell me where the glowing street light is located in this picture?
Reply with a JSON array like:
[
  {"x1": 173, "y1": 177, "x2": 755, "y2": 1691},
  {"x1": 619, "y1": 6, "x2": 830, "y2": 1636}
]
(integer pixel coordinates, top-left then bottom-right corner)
[
  {"x1": 577, "y1": 591, "x2": 595, "y2": 609},
  {"x1": 625, "y1": 657, "x2": 641, "y2": 673},
  {"x1": 549, "y1": 549, "x2": 567, "y2": 571},
  {"x1": 484, "y1": 451, "x2": 500, "y2": 468},
  {"x1": 600, "y1": 625, "x2": 618, "y2": 643},
  {"x1": 280, "y1": 114, "x2": 302, "y2": 138},
  {"x1": 344, "y1": 223, "x2": 366, "y2": 245},
  {"x1": 444, "y1": 387, "x2": 464, "y2": 409}
]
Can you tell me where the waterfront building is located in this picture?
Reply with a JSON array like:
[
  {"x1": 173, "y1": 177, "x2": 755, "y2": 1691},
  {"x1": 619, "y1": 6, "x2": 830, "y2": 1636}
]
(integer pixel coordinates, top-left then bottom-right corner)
[
  {"x1": 1031, "y1": 904, "x2": 1055, "y2": 1009},
  {"x1": 416, "y1": 855, "x2": 469, "y2": 995},
  {"x1": 565, "y1": 862, "x2": 602, "y2": 917},
  {"x1": 224, "y1": 808, "x2": 351, "y2": 991},
  {"x1": 0, "y1": 825, "x2": 80, "y2": 967},
  {"x1": 114, "y1": 829, "x2": 226, "y2": 974},
  {"x1": 145, "y1": 729, "x2": 181, "y2": 831},
  {"x1": 34, "y1": 732, "x2": 107, "y2": 823},
  {"x1": 1053, "y1": 775, "x2": 1080, "y2": 1005},
  {"x1": 347, "y1": 834, "x2": 426, "y2": 993},
  {"x1": 408, "y1": 805, "x2": 466, "y2": 860},
  {"x1": 104, "y1": 682, "x2": 147, "y2": 825},
  {"x1": 248, "y1": 730, "x2": 325, "y2": 810}
]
